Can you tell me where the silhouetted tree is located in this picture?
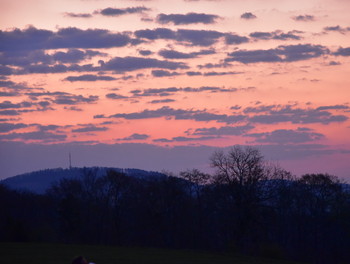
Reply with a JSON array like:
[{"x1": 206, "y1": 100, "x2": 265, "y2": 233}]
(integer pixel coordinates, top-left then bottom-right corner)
[
  {"x1": 2, "y1": 162, "x2": 350, "y2": 263},
  {"x1": 290, "y1": 173, "x2": 348, "y2": 263},
  {"x1": 179, "y1": 169, "x2": 211, "y2": 247},
  {"x1": 210, "y1": 146, "x2": 285, "y2": 253}
]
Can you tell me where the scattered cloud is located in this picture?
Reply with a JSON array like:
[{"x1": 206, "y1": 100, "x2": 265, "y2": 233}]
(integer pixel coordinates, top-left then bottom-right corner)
[
  {"x1": 36, "y1": 124, "x2": 62, "y2": 132},
  {"x1": 24, "y1": 91, "x2": 99, "y2": 106},
  {"x1": 156, "y1": 12, "x2": 219, "y2": 25},
  {"x1": 52, "y1": 49, "x2": 106, "y2": 63},
  {"x1": 64, "y1": 106, "x2": 83, "y2": 111},
  {"x1": 64, "y1": 74, "x2": 117, "y2": 82},
  {"x1": 13, "y1": 63, "x2": 100, "y2": 75},
  {"x1": 258, "y1": 143, "x2": 338, "y2": 161},
  {"x1": 192, "y1": 124, "x2": 254, "y2": 136},
  {"x1": 158, "y1": 48, "x2": 215, "y2": 59},
  {"x1": 117, "y1": 133, "x2": 150, "y2": 141},
  {"x1": 225, "y1": 34, "x2": 250, "y2": 45},
  {"x1": 138, "y1": 49, "x2": 153, "y2": 56},
  {"x1": 0, "y1": 26, "x2": 133, "y2": 52},
  {"x1": 93, "y1": 114, "x2": 106, "y2": 119},
  {"x1": 245, "y1": 104, "x2": 348, "y2": 124},
  {"x1": 135, "y1": 28, "x2": 226, "y2": 46},
  {"x1": 72, "y1": 124, "x2": 108, "y2": 133},
  {"x1": 203, "y1": 71, "x2": 241, "y2": 76},
  {"x1": 148, "y1": 99, "x2": 176, "y2": 104},
  {"x1": 96, "y1": 6, "x2": 150, "y2": 17},
  {"x1": 245, "y1": 128, "x2": 324, "y2": 144},
  {"x1": 1, "y1": 50, "x2": 51, "y2": 67},
  {"x1": 226, "y1": 44, "x2": 329, "y2": 63},
  {"x1": 106, "y1": 106, "x2": 246, "y2": 124},
  {"x1": 176, "y1": 29, "x2": 225, "y2": 46},
  {"x1": 183, "y1": 86, "x2": 238, "y2": 93},
  {"x1": 151, "y1": 70, "x2": 180, "y2": 77},
  {"x1": 64, "y1": 12, "x2": 93, "y2": 18},
  {"x1": 0, "y1": 48, "x2": 104, "y2": 73},
  {"x1": 0, "y1": 91, "x2": 20, "y2": 97},
  {"x1": 53, "y1": 94, "x2": 99, "y2": 105},
  {"x1": 240, "y1": 12, "x2": 257, "y2": 20},
  {"x1": 333, "y1": 47, "x2": 350, "y2": 56},
  {"x1": 141, "y1": 17, "x2": 153, "y2": 22},
  {"x1": 197, "y1": 62, "x2": 232, "y2": 69},
  {"x1": 0, "y1": 110, "x2": 20, "y2": 116},
  {"x1": 292, "y1": 15, "x2": 315, "y2": 22},
  {"x1": 1, "y1": 0, "x2": 349, "y2": 179},
  {"x1": 0, "y1": 118, "x2": 19, "y2": 122},
  {"x1": 0, "y1": 131, "x2": 66, "y2": 142},
  {"x1": 327, "y1": 61, "x2": 341, "y2": 66},
  {"x1": 186, "y1": 71, "x2": 202, "y2": 76},
  {"x1": 106, "y1": 93, "x2": 129, "y2": 100},
  {"x1": 130, "y1": 86, "x2": 238, "y2": 97},
  {"x1": 0, "y1": 100, "x2": 32, "y2": 109},
  {"x1": 0, "y1": 99, "x2": 52, "y2": 115},
  {"x1": 102, "y1": 56, "x2": 188, "y2": 72},
  {"x1": 187, "y1": 71, "x2": 241, "y2": 76},
  {"x1": 134, "y1": 28, "x2": 176, "y2": 40},
  {"x1": 0, "y1": 65, "x2": 13, "y2": 75},
  {"x1": 108, "y1": 106, "x2": 196, "y2": 119},
  {"x1": 158, "y1": 49, "x2": 195, "y2": 59},
  {"x1": 153, "y1": 135, "x2": 217, "y2": 142},
  {"x1": 0, "y1": 123, "x2": 29, "y2": 133},
  {"x1": 323, "y1": 25, "x2": 350, "y2": 33},
  {"x1": 316, "y1": 105, "x2": 349, "y2": 111},
  {"x1": 249, "y1": 30, "x2": 302, "y2": 41},
  {"x1": 131, "y1": 87, "x2": 180, "y2": 97}
]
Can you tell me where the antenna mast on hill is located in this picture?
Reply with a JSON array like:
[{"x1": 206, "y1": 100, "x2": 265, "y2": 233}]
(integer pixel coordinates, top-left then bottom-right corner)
[{"x1": 69, "y1": 152, "x2": 72, "y2": 169}]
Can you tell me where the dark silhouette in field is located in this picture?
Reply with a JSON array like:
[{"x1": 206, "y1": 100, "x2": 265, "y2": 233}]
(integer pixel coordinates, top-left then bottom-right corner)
[
  {"x1": 1, "y1": 146, "x2": 349, "y2": 264},
  {"x1": 72, "y1": 256, "x2": 88, "y2": 264}
]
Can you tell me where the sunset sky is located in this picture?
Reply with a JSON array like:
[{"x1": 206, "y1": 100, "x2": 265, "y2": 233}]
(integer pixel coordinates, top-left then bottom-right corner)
[{"x1": 0, "y1": 0, "x2": 349, "y2": 180}]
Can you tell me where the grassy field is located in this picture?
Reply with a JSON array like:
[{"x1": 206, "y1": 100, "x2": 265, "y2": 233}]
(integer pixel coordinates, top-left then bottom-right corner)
[{"x1": 0, "y1": 243, "x2": 303, "y2": 264}]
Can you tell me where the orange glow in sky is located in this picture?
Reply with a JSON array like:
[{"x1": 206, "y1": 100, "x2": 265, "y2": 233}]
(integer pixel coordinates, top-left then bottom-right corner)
[{"x1": 0, "y1": 0, "x2": 349, "y2": 179}]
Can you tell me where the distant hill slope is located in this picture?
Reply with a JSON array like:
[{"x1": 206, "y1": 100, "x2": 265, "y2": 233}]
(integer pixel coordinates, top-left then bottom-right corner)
[
  {"x1": 0, "y1": 242, "x2": 303, "y2": 264},
  {"x1": 1, "y1": 167, "x2": 166, "y2": 194}
]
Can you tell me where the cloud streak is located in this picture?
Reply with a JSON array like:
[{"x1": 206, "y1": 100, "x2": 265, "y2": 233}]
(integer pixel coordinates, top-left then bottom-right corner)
[
  {"x1": 192, "y1": 124, "x2": 254, "y2": 136},
  {"x1": 102, "y1": 56, "x2": 188, "y2": 72},
  {"x1": 102, "y1": 106, "x2": 246, "y2": 124},
  {"x1": 135, "y1": 28, "x2": 246, "y2": 46},
  {"x1": 0, "y1": 26, "x2": 133, "y2": 52},
  {"x1": 246, "y1": 128, "x2": 324, "y2": 144},
  {"x1": 96, "y1": 6, "x2": 150, "y2": 17},
  {"x1": 72, "y1": 125, "x2": 108, "y2": 133},
  {"x1": 226, "y1": 44, "x2": 329, "y2": 63},
  {"x1": 240, "y1": 12, "x2": 257, "y2": 20},
  {"x1": 292, "y1": 15, "x2": 315, "y2": 22},
  {"x1": 156, "y1": 12, "x2": 220, "y2": 25},
  {"x1": 64, "y1": 74, "x2": 117, "y2": 82},
  {"x1": 117, "y1": 133, "x2": 150, "y2": 141},
  {"x1": 64, "y1": 12, "x2": 93, "y2": 18},
  {"x1": 245, "y1": 104, "x2": 348, "y2": 124},
  {"x1": 249, "y1": 30, "x2": 302, "y2": 41}
]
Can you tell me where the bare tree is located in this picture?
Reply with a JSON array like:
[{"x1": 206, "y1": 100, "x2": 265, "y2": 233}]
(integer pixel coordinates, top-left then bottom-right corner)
[
  {"x1": 210, "y1": 145, "x2": 266, "y2": 187},
  {"x1": 210, "y1": 145, "x2": 276, "y2": 251},
  {"x1": 180, "y1": 169, "x2": 210, "y2": 199}
]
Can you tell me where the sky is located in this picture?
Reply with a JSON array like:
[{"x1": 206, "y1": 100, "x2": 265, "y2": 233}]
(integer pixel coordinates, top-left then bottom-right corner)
[{"x1": 0, "y1": 0, "x2": 349, "y2": 180}]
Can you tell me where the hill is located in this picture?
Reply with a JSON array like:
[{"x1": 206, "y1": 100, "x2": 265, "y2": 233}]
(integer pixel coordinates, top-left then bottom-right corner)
[
  {"x1": 0, "y1": 167, "x2": 166, "y2": 194},
  {"x1": 0, "y1": 243, "x2": 303, "y2": 264}
]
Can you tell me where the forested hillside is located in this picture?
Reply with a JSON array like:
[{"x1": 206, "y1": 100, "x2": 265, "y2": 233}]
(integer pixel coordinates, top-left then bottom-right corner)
[{"x1": 1, "y1": 146, "x2": 349, "y2": 264}]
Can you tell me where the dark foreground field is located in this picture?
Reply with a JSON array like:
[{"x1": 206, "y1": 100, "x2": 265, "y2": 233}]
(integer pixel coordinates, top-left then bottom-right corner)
[{"x1": 0, "y1": 243, "x2": 303, "y2": 264}]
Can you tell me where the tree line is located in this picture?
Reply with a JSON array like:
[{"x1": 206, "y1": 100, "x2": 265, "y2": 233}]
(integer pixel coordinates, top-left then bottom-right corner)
[{"x1": 1, "y1": 146, "x2": 349, "y2": 264}]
